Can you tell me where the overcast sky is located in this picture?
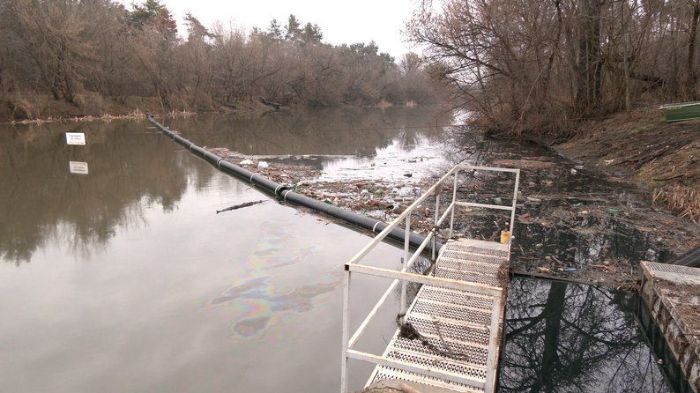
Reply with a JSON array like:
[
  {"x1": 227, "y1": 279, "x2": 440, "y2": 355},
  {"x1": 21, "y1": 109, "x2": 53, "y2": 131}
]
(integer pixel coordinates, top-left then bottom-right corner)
[{"x1": 120, "y1": 0, "x2": 420, "y2": 59}]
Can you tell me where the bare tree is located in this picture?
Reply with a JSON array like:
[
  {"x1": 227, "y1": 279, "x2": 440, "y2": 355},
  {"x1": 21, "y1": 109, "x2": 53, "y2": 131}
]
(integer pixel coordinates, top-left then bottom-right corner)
[
  {"x1": 0, "y1": 1, "x2": 442, "y2": 121},
  {"x1": 408, "y1": 0, "x2": 700, "y2": 134}
]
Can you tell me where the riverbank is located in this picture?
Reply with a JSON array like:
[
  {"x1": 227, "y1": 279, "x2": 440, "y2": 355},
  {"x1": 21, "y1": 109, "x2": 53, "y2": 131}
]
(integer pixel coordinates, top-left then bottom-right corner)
[
  {"x1": 1, "y1": 93, "x2": 435, "y2": 124},
  {"x1": 454, "y1": 113, "x2": 700, "y2": 288},
  {"x1": 1, "y1": 93, "x2": 268, "y2": 124},
  {"x1": 554, "y1": 109, "x2": 699, "y2": 223}
]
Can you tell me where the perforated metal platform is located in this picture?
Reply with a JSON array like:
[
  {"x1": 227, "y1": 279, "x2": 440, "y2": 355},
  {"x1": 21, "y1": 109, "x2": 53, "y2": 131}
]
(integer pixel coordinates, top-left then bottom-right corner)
[
  {"x1": 367, "y1": 238, "x2": 509, "y2": 392},
  {"x1": 340, "y1": 164, "x2": 519, "y2": 393}
]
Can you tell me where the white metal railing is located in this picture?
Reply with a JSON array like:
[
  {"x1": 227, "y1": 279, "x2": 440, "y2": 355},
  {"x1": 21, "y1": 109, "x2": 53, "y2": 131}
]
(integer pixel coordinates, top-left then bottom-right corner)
[{"x1": 340, "y1": 163, "x2": 520, "y2": 393}]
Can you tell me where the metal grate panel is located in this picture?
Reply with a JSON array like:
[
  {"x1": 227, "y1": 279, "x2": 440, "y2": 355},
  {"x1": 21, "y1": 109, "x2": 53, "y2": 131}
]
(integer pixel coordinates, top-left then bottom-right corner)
[
  {"x1": 390, "y1": 335, "x2": 489, "y2": 365},
  {"x1": 645, "y1": 262, "x2": 700, "y2": 277},
  {"x1": 441, "y1": 251, "x2": 505, "y2": 265},
  {"x1": 405, "y1": 316, "x2": 491, "y2": 346},
  {"x1": 433, "y1": 267, "x2": 503, "y2": 287},
  {"x1": 412, "y1": 299, "x2": 493, "y2": 325},
  {"x1": 386, "y1": 349, "x2": 487, "y2": 379},
  {"x1": 446, "y1": 245, "x2": 509, "y2": 258},
  {"x1": 373, "y1": 366, "x2": 485, "y2": 392},
  {"x1": 368, "y1": 239, "x2": 509, "y2": 392},
  {"x1": 419, "y1": 287, "x2": 494, "y2": 310}
]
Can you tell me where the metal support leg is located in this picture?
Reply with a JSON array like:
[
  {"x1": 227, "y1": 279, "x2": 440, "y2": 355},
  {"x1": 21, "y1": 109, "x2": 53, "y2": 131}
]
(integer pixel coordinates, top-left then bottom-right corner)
[
  {"x1": 340, "y1": 270, "x2": 351, "y2": 393},
  {"x1": 400, "y1": 214, "x2": 411, "y2": 313},
  {"x1": 432, "y1": 194, "x2": 440, "y2": 261},
  {"x1": 508, "y1": 170, "x2": 520, "y2": 237},
  {"x1": 449, "y1": 170, "x2": 459, "y2": 238}
]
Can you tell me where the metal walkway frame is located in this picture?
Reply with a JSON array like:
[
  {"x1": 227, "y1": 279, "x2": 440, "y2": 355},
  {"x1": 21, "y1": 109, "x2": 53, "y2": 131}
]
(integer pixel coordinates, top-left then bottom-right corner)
[{"x1": 340, "y1": 163, "x2": 520, "y2": 393}]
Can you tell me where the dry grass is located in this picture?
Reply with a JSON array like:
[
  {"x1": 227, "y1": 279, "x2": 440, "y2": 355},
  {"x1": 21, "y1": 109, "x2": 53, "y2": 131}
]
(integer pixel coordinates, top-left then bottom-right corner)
[
  {"x1": 556, "y1": 109, "x2": 699, "y2": 222},
  {"x1": 652, "y1": 186, "x2": 699, "y2": 223},
  {"x1": 8, "y1": 110, "x2": 147, "y2": 125}
]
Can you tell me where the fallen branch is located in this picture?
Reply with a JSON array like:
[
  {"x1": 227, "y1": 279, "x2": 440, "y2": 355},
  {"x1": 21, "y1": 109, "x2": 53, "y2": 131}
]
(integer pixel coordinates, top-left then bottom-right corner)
[
  {"x1": 216, "y1": 200, "x2": 267, "y2": 214},
  {"x1": 259, "y1": 97, "x2": 281, "y2": 110}
]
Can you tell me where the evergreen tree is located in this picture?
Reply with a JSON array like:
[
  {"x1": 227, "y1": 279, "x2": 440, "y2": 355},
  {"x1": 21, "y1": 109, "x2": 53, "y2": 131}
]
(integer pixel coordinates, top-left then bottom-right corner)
[
  {"x1": 301, "y1": 23, "x2": 322, "y2": 44},
  {"x1": 185, "y1": 13, "x2": 214, "y2": 42},
  {"x1": 127, "y1": 0, "x2": 177, "y2": 41},
  {"x1": 267, "y1": 18, "x2": 282, "y2": 40},
  {"x1": 284, "y1": 14, "x2": 301, "y2": 41}
]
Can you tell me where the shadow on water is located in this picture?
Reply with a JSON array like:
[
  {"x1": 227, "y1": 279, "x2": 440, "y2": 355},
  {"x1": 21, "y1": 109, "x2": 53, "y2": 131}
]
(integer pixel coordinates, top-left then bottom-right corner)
[{"x1": 498, "y1": 277, "x2": 692, "y2": 393}]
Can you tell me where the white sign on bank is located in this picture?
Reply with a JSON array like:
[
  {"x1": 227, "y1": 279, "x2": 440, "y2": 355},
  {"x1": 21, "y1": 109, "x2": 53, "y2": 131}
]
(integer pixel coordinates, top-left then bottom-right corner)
[
  {"x1": 65, "y1": 132, "x2": 86, "y2": 145},
  {"x1": 69, "y1": 161, "x2": 89, "y2": 175}
]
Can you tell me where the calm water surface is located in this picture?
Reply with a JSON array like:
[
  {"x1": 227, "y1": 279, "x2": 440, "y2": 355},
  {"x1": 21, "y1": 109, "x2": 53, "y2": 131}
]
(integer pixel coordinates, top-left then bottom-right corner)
[{"x1": 0, "y1": 108, "x2": 680, "y2": 392}]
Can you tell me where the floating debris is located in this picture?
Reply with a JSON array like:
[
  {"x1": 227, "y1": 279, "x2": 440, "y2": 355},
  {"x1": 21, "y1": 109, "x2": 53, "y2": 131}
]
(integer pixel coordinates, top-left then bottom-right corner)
[{"x1": 216, "y1": 200, "x2": 268, "y2": 214}]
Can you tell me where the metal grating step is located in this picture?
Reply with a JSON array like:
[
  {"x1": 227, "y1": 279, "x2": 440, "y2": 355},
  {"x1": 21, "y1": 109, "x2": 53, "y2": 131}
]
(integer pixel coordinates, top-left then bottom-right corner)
[
  {"x1": 405, "y1": 315, "x2": 491, "y2": 346},
  {"x1": 439, "y1": 257, "x2": 504, "y2": 272},
  {"x1": 389, "y1": 335, "x2": 489, "y2": 366},
  {"x1": 445, "y1": 244, "x2": 509, "y2": 259},
  {"x1": 373, "y1": 366, "x2": 485, "y2": 393},
  {"x1": 441, "y1": 251, "x2": 507, "y2": 264},
  {"x1": 436, "y1": 259, "x2": 502, "y2": 276},
  {"x1": 418, "y1": 298, "x2": 495, "y2": 315},
  {"x1": 420, "y1": 284, "x2": 495, "y2": 299},
  {"x1": 386, "y1": 349, "x2": 487, "y2": 380},
  {"x1": 419, "y1": 287, "x2": 494, "y2": 310},
  {"x1": 412, "y1": 299, "x2": 493, "y2": 326},
  {"x1": 368, "y1": 238, "x2": 509, "y2": 393},
  {"x1": 433, "y1": 267, "x2": 503, "y2": 287}
]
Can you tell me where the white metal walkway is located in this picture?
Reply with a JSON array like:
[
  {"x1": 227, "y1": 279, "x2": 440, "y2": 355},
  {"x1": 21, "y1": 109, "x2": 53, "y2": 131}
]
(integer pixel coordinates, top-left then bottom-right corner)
[
  {"x1": 340, "y1": 163, "x2": 519, "y2": 393},
  {"x1": 368, "y1": 238, "x2": 509, "y2": 392}
]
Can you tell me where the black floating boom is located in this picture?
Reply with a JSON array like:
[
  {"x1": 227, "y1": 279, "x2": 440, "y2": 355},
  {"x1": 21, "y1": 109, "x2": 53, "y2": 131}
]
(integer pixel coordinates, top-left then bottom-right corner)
[{"x1": 146, "y1": 114, "x2": 437, "y2": 253}]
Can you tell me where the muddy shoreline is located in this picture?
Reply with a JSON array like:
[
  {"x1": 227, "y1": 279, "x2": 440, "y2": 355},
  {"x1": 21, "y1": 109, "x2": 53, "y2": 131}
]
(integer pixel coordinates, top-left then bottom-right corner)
[
  {"x1": 553, "y1": 110, "x2": 699, "y2": 222},
  {"x1": 479, "y1": 131, "x2": 697, "y2": 289}
]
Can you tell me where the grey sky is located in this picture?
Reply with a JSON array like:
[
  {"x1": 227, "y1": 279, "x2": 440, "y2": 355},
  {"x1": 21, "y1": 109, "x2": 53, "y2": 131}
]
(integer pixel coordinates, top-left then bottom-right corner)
[{"x1": 121, "y1": 0, "x2": 420, "y2": 59}]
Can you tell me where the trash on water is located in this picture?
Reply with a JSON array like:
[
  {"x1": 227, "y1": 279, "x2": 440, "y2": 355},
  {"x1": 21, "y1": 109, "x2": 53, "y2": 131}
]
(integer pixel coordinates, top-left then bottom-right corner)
[{"x1": 500, "y1": 230, "x2": 511, "y2": 244}]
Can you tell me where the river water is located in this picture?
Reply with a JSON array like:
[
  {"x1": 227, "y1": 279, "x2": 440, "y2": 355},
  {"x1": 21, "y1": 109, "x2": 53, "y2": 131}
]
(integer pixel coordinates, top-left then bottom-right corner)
[{"x1": 0, "y1": 108, "x2": 685, "y2": 392}]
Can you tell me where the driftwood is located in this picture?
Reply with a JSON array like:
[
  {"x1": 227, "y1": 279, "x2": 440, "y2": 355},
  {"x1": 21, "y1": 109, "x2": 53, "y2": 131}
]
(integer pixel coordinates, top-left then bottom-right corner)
[
  {"x1": 259, "y1": 97, "x2": 281, "y2": 110},
  {"x1": 216, "y1": 200, "x2": 267, "y2": 214}
]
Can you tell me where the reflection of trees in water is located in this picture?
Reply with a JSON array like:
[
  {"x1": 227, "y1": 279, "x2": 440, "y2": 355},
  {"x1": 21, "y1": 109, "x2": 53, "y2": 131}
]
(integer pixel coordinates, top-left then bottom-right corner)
[
  {"x1": 0, "y1": 120, "x2": 216, "y2": 263},
  {"x1": 499, "y1": 278, "x2": 671, "y2": 393},
  {"x1": 0, "y1": 108, "x2": 453, "y2": 263},
  {"x1": 166, "y1": 106, "x2": 453, "y2": 157}
]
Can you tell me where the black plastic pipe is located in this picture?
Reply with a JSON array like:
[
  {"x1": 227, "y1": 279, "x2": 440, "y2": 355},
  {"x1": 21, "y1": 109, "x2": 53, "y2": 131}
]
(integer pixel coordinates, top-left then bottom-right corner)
[{"x1": 147, "y1": 115, "x2": 437, "y2": 253}]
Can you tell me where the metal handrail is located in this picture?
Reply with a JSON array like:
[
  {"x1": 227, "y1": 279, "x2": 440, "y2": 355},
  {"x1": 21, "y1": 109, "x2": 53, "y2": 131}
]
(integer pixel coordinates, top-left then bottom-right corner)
[{"x1": 340, "y1": 163, "x2": 520, "y2": 393}]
